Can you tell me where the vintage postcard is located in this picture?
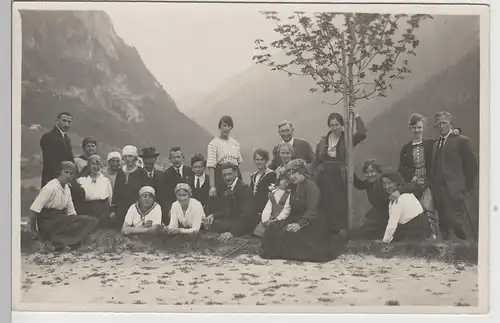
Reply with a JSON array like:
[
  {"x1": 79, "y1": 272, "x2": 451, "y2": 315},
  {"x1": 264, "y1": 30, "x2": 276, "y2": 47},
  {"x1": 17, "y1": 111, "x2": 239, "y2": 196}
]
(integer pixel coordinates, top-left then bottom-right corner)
[{"x1": 11, "y1": 0, "x2": 490, "y2": 314}]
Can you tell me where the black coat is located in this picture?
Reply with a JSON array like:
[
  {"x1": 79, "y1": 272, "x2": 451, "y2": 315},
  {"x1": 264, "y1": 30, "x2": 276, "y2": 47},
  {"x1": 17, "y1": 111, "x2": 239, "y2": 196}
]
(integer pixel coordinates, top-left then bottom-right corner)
[
  {"x1": 161, "y1": 165, "x2": 195, "y2": 211},
  {"x1": 250, "y1": 170, "x2": 277, "y2": 214},
  {"x1": 144, "y1": 168, "x2": 164, "y2": 203},
  {"x1": 190, "y1": 174, "x2": 211, "y2": 210},
  {"x1": 40, "y1": 127, "x2": 74, "y2": 187}
]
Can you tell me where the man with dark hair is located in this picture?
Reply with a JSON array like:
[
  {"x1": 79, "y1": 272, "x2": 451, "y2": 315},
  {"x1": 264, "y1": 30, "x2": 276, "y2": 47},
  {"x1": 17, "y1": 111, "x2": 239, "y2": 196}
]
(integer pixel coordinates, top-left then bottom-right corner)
[
  {"x1": 431, "y1": 111, "x2": 478, "y2": 241},
  {"x1": 161, "y1": 147, "x2": 194, "y2": 224},
  {"x1": 190, "y1": 153, "x2": 211, "y2": 213},
  {"x1": 269, "y1": 120, "x2": 314, "y2": 170},
  {"x1": 203, "y1": 163, "x2": 256, "y2": 243},
  {"x1": 140, "y1": 147, "x2": 164, "y2": 203},
  {"x1": 40, "y1": 112, "x2": 75, "y2": 187}
]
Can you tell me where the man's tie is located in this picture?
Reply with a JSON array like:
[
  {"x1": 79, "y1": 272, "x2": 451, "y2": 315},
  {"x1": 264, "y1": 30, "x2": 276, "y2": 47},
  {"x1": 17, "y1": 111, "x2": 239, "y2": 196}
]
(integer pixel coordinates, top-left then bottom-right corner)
[
  {"x1": 196, "y1": 177, "x2": 200, "y2": 189},
  {"x1": 175, "y1": 167, "x2": 181, "y2": 177},
  {"x1": 438, "y1": 137, "x2": 445, "y2": 150}
]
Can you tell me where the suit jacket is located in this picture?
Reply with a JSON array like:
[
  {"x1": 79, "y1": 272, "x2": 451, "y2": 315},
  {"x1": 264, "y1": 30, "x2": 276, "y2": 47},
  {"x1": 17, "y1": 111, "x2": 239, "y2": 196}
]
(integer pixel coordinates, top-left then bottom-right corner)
[
  {"x1": 191, "y1": 174, "x2": 211, "y2": 210},
  {"x1": 162, "y1": 165, "x2": 195, "y2": 210},
  {"x1": 270, "y1": 138, "x2": 314, "y2": 170},
  {"x1": 250, "y1": 169, "x2": 277, "y2": 214},
  {"x1": 40, "y1": 127, "x2": 74, "y2": 187},
  {"x1": 213, "y1": 179, "x2": 257, "y2": 236},
  {"x1": 431, "y1": 134, "x2": 478, "y2": 202},
  {"x1": 144, "y1": 167, "x2": 164, "y2": 203},
  {"x1": 398, "y1": 139, "x2": 435, "y2": 183}
]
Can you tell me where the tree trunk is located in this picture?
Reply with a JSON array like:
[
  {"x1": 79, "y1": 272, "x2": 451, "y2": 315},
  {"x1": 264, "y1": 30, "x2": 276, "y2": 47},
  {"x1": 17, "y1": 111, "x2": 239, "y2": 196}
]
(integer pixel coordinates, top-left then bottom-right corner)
[{"x1": 345, "y1": 13, "x2": 355, "y2": 228}]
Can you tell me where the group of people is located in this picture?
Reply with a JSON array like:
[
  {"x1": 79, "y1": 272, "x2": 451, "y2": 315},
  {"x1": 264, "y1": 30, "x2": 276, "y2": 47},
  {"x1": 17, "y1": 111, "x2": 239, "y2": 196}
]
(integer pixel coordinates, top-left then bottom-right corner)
[{"x1": 27, "y1": 108, "x2": 478, "y2": 262}]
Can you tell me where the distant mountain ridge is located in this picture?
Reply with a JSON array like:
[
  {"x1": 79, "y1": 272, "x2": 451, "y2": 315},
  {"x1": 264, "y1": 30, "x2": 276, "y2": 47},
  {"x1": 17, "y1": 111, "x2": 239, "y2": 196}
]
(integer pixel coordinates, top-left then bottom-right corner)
[{"x1": 20, "y1": 10, "x2": 212, "y2": 161}]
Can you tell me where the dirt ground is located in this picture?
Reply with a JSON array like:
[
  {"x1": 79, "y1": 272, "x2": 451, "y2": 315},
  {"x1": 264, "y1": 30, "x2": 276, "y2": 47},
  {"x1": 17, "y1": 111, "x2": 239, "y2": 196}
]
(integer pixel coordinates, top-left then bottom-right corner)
[{"x1": 20, "y1": 250, "x2": 478, "y2": 307}]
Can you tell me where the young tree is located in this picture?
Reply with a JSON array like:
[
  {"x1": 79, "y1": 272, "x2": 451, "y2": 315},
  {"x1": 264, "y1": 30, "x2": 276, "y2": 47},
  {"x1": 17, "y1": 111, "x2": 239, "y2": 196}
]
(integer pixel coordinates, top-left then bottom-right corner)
[{"x1": 253, "y1": 12, "x2": 432, "y2": 227}]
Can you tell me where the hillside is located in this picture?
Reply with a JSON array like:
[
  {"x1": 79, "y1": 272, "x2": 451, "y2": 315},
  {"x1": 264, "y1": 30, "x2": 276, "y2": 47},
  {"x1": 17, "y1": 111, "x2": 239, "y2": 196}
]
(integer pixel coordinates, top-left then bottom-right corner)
[
  {"x1": 184, "y1": 15, "x2": 480, "y2": 167},
  {"x1": 351, "y1": 48, "x2": 480, "y2": 223},
  {"x1": 20, "y1": 10, "x2": 212, "y2": 166}
]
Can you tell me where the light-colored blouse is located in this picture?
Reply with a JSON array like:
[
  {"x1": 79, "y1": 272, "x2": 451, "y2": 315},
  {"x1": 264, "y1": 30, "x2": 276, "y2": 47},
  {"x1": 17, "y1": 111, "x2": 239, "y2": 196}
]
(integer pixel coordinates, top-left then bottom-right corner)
[
  {"x1": 77, "y1": 173, "x2": 113, "y2": 203},
  {"x1": 123, "y1": 202, "x2": 162, "y2": 228},
  {"x1": 168, "y1": 198, "x2": 206, "y2": 234},
  {"x1": 30, "y1": 178, "x2": 77, "y2": 215},
  {"x1": 383, "y1": 193, "x2": 424, "y2": 243},
  {"x1": 207, "y1": 137, "x2": 243, "y2": 168}
]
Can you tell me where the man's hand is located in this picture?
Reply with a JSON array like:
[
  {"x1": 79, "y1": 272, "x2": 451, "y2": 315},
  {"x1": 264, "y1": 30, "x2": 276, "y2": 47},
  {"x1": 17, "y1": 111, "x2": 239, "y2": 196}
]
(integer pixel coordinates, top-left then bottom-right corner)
[
  {"x1": 209, "y1": 187, "x2": 217, "y2": 197},
  {"x1": 27, "y1": 221, "x2": 39, "y2": 239},
  {"x1": 286, "y1": 223, "x2": 301, "y2": 232},
  {"x1": 389, "y1": 190, "x2": 400, "y2": 203},
  {"x1": 218, "y1": 232, "x2": 233, "y2": 243},
  {"x1": 109, "y1": 212, "x2": 116, "y2": 220},
  {"x1": 203, "y1": 214, "x2": 214, "y2": 230}
]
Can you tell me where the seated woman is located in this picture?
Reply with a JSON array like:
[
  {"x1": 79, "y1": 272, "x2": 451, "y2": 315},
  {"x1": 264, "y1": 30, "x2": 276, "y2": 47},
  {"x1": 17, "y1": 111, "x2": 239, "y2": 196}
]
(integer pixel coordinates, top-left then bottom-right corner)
[
  {"x1": 28, "y1": 161, "x2": 99, "y2": 251},
  {"x1": 260, "y1": 159, "x2": 343, "y2": 263},
  {"x1": 381, "y1": 172, "x2": 431, "y2": 243},
  {"x1": 253, "y1": 178, "x2": 291, "y2": 238},
  {"x1": 76, "y1": 154, "x2": 113, "y2": 226},
  {"x1": 346, "y1": 159, "x2": 388, "y2": 241},
  {"x1": 167, "y1": 183, "x2": 206, "y2": 235},
  {"x1": 121, "y1": 186, "x2": 163, "y2": 236}
]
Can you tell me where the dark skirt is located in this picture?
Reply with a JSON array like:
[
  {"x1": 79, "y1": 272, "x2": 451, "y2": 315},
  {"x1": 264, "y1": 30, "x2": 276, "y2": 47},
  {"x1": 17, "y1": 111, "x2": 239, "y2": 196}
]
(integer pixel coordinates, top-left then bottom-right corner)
[
  {"x1": 37, "y1": 208, "x2": 99, "y2": 247},
  {"x1": 315, "y1": 161, "x2": 348, "y2": 231},
  {"x1": 393, "y1": 212, "x2": 432, "y2": 242},
  {"x1": 260, "y1": 215, "x2": 344, "y2": 263},
  {"x1": 347, "y1": 206, "x2": 389, "y2": 241},
  {"x1": 80, "y1": 199, "x2": 111, "y2": 227}
]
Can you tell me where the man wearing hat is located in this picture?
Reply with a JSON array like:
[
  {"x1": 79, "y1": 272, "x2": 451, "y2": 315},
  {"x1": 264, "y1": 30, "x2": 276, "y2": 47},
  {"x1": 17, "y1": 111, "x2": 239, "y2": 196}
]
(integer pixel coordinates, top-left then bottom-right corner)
[
  {"x1": 74, "y1": 136, "x2": 98, "y2": 176},
  {"x1": 28, "y1": 161, "x2": 99, "y2": 251},
  {"x1": 40, "y1": 112, "x2": 75, "y2": 187},
  {"x1": 431, "y1": 111, "x2": 478, "y2": 241},
  {"x1": 140, "y1": 147, "x2": 164, "y2": 204}
]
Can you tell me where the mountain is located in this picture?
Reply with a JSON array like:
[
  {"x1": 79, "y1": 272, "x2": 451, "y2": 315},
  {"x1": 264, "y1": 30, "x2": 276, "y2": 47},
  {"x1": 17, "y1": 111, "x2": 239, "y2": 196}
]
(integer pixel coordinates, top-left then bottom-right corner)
[
  {"x1": 184, "y1": 15, "x2": 480, "y2": 169},
  {"x1": 350, "y1": 48, "x2": 480, "y2": 223},
  {"x1": 20, "y1": 10, "x2": 212, "y2": 165}
]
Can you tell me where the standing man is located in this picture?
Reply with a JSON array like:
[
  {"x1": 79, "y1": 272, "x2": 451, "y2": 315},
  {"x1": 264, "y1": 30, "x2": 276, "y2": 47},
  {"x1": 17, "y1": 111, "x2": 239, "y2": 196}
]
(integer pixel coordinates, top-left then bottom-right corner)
[
  {"x1": 140, "y1": 147, "x2": 164, "y2": 203},
  {"x1": 40, "y1": 112, "x2": 74, "y2": 187},
  {"x1": 190, "y1": 153, "x2": 212, "y2": 213},
  {"x1": 431, "y1": 111, "x2": 478, "y2": 241},
  {"x1": 161, "y1": 147, "x2": 194, "y2": 224},
  {"x1": 269, "y1": 121, "x2": 314, "y2": 170}
]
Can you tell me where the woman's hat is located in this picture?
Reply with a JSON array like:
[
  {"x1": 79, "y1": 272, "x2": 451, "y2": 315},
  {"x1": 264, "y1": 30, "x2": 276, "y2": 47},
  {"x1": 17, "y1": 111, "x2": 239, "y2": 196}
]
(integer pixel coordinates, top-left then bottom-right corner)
[
  {"x1": 139, "y1": 186, "x2": 155, "y2": 197},
  {"x1": 82, "y1": 136, "x2": 97, "y2": 148},
  {"x1": 60, "y1": 161, "x2": 77, "y2": 172},
  {"x1": 285, "y1": 159, "x2": 307, "y2": 174},
  {"x1": 175, "y1": 183, "x2": 192, "y2": 196},
  {"x1": 139, "y1": 147, "x2": 160, "y2": 158},
  {"x1": 107, "y1": 151, "x2": 121, "y2": 162},
  {"x1": 122, "y1": 145, "x2": 138, "y2": 157}
]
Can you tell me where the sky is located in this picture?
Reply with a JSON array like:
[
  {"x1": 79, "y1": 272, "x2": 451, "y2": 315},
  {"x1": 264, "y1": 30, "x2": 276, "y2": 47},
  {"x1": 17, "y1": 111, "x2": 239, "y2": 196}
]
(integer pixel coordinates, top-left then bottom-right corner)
[{"x1": 106, "y1": 3, "x2": 281, "y2": 104}]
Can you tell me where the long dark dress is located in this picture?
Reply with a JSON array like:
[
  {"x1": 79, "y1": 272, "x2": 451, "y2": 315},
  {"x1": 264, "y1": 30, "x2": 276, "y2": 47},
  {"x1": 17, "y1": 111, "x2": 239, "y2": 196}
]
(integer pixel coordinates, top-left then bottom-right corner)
[
  {"x1": 260, "y1": 178, "x2": 343, "y2": 263},
  {"x1": 346, "y1": 175, "x2": 389, "y2": 240},
  {"x1": 312, "y1": 116, "x2": 367, "y2": 232},
  {"x1": 111, "y1": 167, "x2": 149, "y2": 230}
]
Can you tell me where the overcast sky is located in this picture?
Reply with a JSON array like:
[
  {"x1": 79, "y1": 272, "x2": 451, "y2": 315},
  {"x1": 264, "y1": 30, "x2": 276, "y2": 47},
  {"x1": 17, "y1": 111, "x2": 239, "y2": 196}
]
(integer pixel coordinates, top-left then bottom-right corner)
[{"x1": 106, "y1": 4, "x2": 280, "y2": 103}]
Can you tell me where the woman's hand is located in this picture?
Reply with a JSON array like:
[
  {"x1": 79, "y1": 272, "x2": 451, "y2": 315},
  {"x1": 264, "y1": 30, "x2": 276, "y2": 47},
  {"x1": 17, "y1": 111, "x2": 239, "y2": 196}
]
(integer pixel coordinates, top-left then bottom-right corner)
[
  {"x1": 209, "y1": 187, "x2": 217, "y2": 197},
  {"x1": 166, "y1": 227, "x2": 179, "y2": 235},
  {"x1": 204, "y1": 214, "x2": 214, "y2": 230},
  {"x1": 389, "y1": 190, "x2": 400, "y2": 203},
  {"x1": 142, "y1": 220, "x2": 153, "y2": 228},
  {"x1": 109, "y1": 212, "x2": 116, "y2": 220},
  {"x1": 286, "y1": 223, "x2": 301, "y2": 232},
  {"x1": 27, "y1": 221, "x2": 39, "y2": 239},
  {"x1": 218, "y1": 232, "x2": 233, "y2": 243}
]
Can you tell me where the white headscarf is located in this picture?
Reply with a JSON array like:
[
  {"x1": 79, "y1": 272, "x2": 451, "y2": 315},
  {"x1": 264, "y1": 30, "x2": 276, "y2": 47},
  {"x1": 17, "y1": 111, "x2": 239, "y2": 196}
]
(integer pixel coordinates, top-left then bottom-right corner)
[
  {"x1": 122, "y1": 145, "x2": 138, "y2": 157},
  {"x1": 107, "y1": 151, "x2": 122, "y2": 162},
  {"x1": 139, "y1": 186, "x2": 155, "y2": 197}
]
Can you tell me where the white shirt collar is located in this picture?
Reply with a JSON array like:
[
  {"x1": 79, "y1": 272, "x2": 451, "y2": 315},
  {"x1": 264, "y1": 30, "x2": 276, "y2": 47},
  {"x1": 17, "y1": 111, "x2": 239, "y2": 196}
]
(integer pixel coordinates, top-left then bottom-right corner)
[
  {"x1": 174, "y1": 164, "x2": 184, "y2": 175},
  {"x1": 55, "y1": 126, "x2": 66, "y2": 137},
  {"x1": 195, "y1": 173, "x2": 206, "y2": 180},
  {"x1": 230, "y1": 178, "x2": 239, "y2": 191},
  {"x1": 441, "y1": 130, "x2": 452, "y2": 140}
]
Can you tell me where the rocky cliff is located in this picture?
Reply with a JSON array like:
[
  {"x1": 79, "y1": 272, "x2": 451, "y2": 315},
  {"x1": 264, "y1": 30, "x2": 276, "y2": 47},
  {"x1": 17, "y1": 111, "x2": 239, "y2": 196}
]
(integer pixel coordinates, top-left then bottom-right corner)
[{"x1": 20, "y1": 10, "x2": 212, "y2": 161}]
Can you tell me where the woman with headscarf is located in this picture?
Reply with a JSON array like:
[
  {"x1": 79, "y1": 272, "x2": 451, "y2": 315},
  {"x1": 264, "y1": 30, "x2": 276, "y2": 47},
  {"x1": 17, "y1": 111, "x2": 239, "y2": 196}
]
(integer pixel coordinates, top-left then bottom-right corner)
[
  {"x1": 207, "y1": 116, "x2": 243, "y2": 198},
  {"x1": 28, "y1": 161, "x2": 99, "y2": 251},
  {"x1": 381, "y1": 172, "x2": 431, "y2": 243},
  {"x1": 110, "y1": 145, "x2": 149, "y2": 230},
  {"x1": 166, "y1": 183, "x2": 206, "y2": 235},
  {"x1": 260, "y1": 159, "x2": 343, "y2": 262},
  {"x1": 74, "y1": 136, "x2": 98, "y2": 176},
  {"x1": 121, "y1": 186, "x2": 163, "y2": 235},
  {"x1": 102, "y1": 151, "x2": 122, "y2": 190},
  {"x1": 312, "y1": 110, "x2": 367, "y2": 235},
  {"x1": 76, "y1": 154, "x2": 113, "y2": 226}
]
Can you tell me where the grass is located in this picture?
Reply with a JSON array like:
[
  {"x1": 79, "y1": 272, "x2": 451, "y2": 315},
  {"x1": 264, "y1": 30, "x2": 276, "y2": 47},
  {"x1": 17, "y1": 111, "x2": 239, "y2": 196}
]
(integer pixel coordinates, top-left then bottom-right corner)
[{"x1": 20, "y1": 227, "x2": 478, "y2": 265}]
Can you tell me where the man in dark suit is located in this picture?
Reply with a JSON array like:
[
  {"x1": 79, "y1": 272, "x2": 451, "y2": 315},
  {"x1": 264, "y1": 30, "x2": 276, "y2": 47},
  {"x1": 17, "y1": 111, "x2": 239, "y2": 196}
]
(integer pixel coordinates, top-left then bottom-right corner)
[
  {"x1": 203, "y1": 163, "x2": 257, "y2": 243},
  {"x1": 40, "y1": 112, "x2": 75, "y2": 187},
  {"x1": 140, "y1": 147, "x2": 164, "y2": 203},
  {"x1": 190, "y1": 153, "x2": 212, "y2": 213},
  {"x1": 161, "y1": 147, "x2": 194, "y2": 224},
  {"x1": 431, "y1": 111, "x2": 478, "y2": 241},
  {"x1": 269, "y1": 120, "x2": 314, "y2": 170}
]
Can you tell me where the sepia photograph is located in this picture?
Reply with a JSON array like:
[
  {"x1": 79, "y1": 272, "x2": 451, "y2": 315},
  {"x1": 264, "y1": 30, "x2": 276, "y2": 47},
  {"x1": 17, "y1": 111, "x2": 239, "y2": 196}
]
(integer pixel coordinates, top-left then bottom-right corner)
[{"x1": 11, "y1": 0, "x2": 490, "y2": 314}]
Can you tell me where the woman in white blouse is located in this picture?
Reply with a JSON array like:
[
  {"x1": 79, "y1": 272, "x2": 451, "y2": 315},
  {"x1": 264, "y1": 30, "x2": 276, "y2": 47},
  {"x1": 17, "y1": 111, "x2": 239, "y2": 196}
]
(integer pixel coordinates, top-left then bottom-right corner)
[
  {"x1": 381, "y1": 172, "x2": 431, "y2": 243},
  {"x1": 254, "y1": 178, "x2": 291, "y2": 237},
  {"x1": 167, "y1": 183, "x2": 206, "y2": 235},
  {"x1": 207, "y1": 115, "x2": 243, "y2": 198},
  {"x1": 121, "y1": 186, "x2": 163, "y2": 235},
  {"x1": 76, "y1": 154, "x2": 113, "y2": 225}
]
